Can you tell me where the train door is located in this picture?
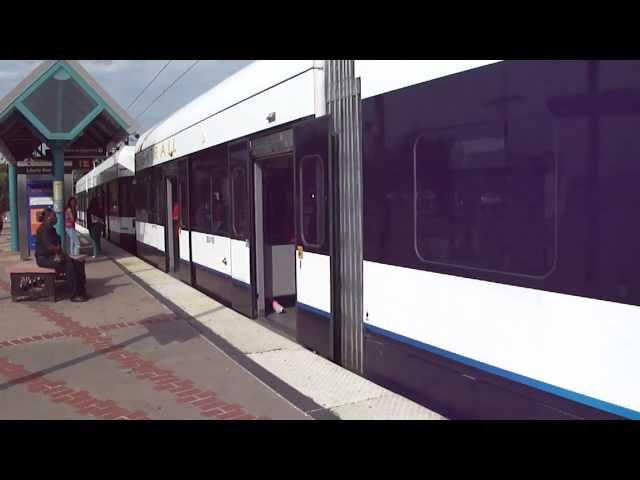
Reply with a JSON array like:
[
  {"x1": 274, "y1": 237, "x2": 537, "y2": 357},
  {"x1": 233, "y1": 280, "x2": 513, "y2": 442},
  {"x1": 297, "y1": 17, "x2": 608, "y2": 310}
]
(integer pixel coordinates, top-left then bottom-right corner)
[
  {"x1": 165, "y1": 175, "x2": 180, "y2": 275},
  {"x1": 252, "y1": 132, "x2": 297, "y2": 338},
  {"x1": 101, "y1": 186, "x2": 108, "y2": 241},
  {"x1": 104, "y1": 184, "x2": 110, "y2": 240},
  {"x1": 118, "y1": 177, "x2": 137, "y2": 254},
  {"x1": 179, "y1": 159, "x2": 192, "y2": 284},
  {"x1": 107, "y1": 180, "x2": 119, "y2": 244},
  {"x1": 229, "y1": 140, "x2": 255, "y2": 318},
  {"x1": 162, "y1": 157, "x2": 191, "y2": 281},
  {"x1": 293, "y1": 116, "x2": 335, "y2": 360}
]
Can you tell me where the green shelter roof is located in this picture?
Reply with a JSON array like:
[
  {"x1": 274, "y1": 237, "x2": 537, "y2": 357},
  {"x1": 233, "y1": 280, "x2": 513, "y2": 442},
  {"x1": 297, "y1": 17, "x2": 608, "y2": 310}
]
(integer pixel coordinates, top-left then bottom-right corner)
[{"x1": 0, "y1": 60, "x2": 138, "y2": 165}]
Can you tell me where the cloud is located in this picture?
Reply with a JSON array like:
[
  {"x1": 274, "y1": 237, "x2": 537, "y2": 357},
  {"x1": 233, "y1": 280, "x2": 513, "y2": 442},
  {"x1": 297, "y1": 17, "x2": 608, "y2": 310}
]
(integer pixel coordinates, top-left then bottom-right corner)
[
  {"x1": 80, "y1": 60, "x2": 141, "y2": 74},
  {"x1": 0, "y1": 60, "x2": 41, "y2": 81},
  {"x1": 77, "y1": 60, "x2": 253, "y2": 131}
]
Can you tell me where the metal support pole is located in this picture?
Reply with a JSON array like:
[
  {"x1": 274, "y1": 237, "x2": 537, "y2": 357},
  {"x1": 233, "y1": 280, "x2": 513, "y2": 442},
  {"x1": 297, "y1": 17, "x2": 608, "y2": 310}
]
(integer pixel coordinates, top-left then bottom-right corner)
[
  {"x1": 8, "y1": 162, "x2": 18, "y2": 251},
  {"x1": 52, "y1": 145, "x2": 65, "y2": 241}
]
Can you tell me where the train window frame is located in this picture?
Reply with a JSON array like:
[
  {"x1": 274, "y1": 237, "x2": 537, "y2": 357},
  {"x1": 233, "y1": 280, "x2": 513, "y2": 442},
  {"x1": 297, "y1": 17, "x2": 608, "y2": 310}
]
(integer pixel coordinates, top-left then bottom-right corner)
[
  {"x1": 412, "y1": 123, "x2": 559, "y2": 280},
  {"x1": 231, "y1": 165, "x2": 248, "y2": 238},
  {"x1": 139, "y1": 169, "x2": 154, "y2": 224},
  {"x1": 299, "y1": 154, "x2": 326, "y2": 249},
  {"x1": 153, "y1": 168, "x2": 165, "y2": 225},
  {"x1": 177, "y1": 178, "x2": 188, "y2": 229}
]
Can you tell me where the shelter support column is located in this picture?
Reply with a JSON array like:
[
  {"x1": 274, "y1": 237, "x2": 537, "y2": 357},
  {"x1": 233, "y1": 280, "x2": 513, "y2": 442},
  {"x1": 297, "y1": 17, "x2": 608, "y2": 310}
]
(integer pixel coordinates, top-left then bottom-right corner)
[
  {"x1": 8, "y1": 162, "x2": 18, "y2": 252},
  {"x1": 52, "y1": 145, "x2": 65, "y2": 240}
]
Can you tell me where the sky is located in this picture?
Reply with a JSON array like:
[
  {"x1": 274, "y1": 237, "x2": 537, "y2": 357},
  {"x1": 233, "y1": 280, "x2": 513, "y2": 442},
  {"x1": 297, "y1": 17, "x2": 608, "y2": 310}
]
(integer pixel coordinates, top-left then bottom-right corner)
[{"x1": 0, "y1": 60, "x2": 253, "y2": 133}]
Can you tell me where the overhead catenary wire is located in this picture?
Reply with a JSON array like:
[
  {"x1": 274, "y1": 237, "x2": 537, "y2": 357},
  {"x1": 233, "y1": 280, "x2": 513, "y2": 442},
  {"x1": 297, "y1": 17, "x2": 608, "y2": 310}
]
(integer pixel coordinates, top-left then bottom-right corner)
[
  {"x1": 134, "y1": 60, "x2": 200, "y2": 121},
  {"x1": 126, "y1": 60, "x2": 173, "y2": 111}
]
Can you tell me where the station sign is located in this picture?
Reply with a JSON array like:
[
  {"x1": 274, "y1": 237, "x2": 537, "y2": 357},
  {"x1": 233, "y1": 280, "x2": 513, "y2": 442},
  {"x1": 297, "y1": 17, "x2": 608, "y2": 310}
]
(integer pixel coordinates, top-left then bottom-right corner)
[
  {"x1": 16, "y1": 159, "x2": 73, "y2": 175},
  {"x1": 64, "y1": 147, "x2": 105, "y2": 155}
]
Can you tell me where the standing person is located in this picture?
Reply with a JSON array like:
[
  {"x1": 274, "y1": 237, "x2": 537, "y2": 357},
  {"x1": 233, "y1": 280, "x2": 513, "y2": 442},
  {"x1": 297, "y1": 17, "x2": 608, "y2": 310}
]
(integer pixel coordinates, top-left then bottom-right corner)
[
  {"x1": 87, "y1": 197, "x2": 104, "y2": 258},
  {"x1": 172, "y1": 199, "x2": 180, "y2": 235},
  {"x1": 65, "y1": 197, "x2": 80, "y2": 256},
  {"x1": 35, "y1": 208, "x2": 88, "y2": 302}
]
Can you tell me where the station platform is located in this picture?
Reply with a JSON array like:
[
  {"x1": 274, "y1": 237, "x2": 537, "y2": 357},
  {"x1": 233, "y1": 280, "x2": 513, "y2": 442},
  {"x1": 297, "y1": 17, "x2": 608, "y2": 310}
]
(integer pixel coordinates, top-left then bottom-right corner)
[{"x1": 0, "y1": 224, "x2": 444, "y2": 420}]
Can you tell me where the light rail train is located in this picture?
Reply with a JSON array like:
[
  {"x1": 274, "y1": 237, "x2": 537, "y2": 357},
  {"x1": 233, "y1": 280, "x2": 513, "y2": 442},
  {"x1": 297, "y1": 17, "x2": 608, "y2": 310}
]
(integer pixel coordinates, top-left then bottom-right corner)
[{"x1": 77, "y1": 60, "x2": 640, "y2": 419}]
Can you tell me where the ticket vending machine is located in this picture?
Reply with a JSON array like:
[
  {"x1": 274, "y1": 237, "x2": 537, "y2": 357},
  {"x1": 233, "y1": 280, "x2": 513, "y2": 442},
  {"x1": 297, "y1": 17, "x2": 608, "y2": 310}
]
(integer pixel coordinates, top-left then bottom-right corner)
[{"x1": 26, "y1": 180, "x2": 54, "y2": 255}]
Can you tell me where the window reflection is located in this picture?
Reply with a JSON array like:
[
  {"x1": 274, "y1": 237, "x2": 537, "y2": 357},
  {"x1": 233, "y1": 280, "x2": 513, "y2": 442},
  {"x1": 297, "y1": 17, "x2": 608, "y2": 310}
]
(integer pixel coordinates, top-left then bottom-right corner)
[
  {"x1": 414, "y1": 120, "x2": 556, "y2": 276},
  {"x1": 300, "y1": 155, "x2": 325, "y2": 248}
]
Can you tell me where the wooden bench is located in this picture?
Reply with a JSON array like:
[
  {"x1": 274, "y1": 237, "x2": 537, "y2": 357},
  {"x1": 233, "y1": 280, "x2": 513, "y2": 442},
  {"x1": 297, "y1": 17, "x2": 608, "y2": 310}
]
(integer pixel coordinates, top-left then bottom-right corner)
[{"x1": 7, "y1": 255, "x2": 87, "y2": 302}]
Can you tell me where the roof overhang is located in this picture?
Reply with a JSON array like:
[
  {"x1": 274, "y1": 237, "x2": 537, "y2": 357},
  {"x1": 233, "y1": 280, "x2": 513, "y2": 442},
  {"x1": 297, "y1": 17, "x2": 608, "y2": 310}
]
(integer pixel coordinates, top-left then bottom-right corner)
[{"x1": 0, "y1": 60, "x2": 139, "y2": 166}]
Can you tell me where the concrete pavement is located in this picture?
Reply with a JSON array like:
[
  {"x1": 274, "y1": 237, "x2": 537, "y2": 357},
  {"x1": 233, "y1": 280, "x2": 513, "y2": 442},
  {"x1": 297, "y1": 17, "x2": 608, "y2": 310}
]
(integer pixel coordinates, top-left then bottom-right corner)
[{"x1": 0, "y1": 223, "x2": 444, "y2": 420}]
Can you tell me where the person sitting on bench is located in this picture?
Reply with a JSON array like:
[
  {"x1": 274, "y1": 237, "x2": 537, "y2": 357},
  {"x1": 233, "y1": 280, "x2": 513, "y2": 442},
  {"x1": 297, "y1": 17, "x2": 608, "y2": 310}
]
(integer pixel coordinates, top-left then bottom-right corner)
[{"x1": 35, "y1": 208, "x2": 88, "y2": 302}]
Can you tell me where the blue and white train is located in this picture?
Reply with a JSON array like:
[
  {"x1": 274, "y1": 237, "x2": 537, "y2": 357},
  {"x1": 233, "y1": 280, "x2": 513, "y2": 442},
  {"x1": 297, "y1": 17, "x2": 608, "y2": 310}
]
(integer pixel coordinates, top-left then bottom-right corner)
[
  {"x1": 76, "y1": 60, "x2": 640, "y2": 419},
  {"x1": 75, "y1": 145, "x2": 136, "y2": 253}
]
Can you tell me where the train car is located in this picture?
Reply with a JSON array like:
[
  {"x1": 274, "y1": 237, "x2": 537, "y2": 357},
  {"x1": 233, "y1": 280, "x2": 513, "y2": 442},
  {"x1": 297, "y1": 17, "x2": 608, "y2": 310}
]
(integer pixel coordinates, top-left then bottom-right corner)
[
  {"x1": 357, "y1": 60, "x2": 640, "y2": 420},
  {"x1": 133, "y1": 60, "x2": 330, "y2": 353},
  {"x1": 91, "y1": 60, "x2": 640, "y2": 420},
  {"x1": 75, "y1": 145, "x2": 136, "y2": 254}
]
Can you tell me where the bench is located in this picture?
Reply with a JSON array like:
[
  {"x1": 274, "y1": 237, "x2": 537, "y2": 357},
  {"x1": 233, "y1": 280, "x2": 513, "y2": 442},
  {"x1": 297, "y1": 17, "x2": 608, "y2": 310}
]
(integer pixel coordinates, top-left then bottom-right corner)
[{"x1": 7, "y1": 255, "x2": 87, "y2": 302}]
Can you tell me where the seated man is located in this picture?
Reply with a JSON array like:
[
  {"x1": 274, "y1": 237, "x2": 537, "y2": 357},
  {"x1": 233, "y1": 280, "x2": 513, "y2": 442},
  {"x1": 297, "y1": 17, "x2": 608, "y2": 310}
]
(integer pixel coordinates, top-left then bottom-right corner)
[{"x1": 35, "y1": 208, "x2": 88, "y2": 302}]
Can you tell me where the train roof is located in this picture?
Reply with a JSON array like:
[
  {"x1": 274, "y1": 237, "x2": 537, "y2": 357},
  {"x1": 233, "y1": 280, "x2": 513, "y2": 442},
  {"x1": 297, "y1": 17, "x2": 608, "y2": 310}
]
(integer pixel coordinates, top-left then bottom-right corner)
[
  {"x1": 132, "y1": 60, "x2": 503, "y2": 171},
  {"x1": 75, "y1": 145, "x2": 135, "y2": 193},
  {"x1": 135, "y1": 60, "x2": 318, "y2": 154}
]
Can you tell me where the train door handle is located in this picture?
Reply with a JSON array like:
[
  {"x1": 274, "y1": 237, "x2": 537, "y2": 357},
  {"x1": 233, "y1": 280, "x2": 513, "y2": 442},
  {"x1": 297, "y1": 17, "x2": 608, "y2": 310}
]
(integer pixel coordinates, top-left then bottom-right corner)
[{"x1": 222, "y1": 258, "x2": 228, "y2": 266}]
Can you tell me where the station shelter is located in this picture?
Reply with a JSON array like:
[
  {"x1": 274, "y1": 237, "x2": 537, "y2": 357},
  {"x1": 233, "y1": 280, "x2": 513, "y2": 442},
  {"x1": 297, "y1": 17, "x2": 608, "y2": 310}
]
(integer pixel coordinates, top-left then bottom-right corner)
[{"x1": 0, "y1": 60, "x2": 137, "y2": 258}]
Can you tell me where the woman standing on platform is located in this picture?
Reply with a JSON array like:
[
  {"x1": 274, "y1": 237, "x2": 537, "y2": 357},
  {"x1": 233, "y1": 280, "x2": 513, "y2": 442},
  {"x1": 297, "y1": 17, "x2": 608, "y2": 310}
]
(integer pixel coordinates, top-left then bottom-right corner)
[{"x1": 65, "y1": 197, "x2": 80, "y2": 256}]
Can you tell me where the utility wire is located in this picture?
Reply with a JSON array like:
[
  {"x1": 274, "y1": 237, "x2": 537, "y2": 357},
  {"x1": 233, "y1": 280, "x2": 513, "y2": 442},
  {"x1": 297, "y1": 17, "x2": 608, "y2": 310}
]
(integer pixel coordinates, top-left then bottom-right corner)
[
  {"x1": 134, "y1": 60, "x2": 200, "y2": 121},
  {"x1": 126, "y1": 60, "x2": 173, "y2": 111}
]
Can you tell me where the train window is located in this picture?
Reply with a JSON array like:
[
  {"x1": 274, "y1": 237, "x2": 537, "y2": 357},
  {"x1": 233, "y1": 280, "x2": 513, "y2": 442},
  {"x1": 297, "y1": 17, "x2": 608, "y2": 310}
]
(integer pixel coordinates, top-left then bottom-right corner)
[
  {"x1": 136, "y1": 172, "x2": 150, "y2": 223},
  {"x1": 211, "y1": 167, "x2": 230, "y2": 235},
  {"x1": 153, "y1": 168, "x2": 165, "y2": 225},
  {"x1": 119, "y1": 183, "x2": 126, "y2": 215},
  {"x1": 145, "y1": 172, "x2": 155, "y2": 223},
  {"x1": 413, "y1": 119, "x2": 556, "y2": 277},
  {"x1": 192, "y1": 176, "x2": 212, "y2": 233},
  {"x1": 136, "y1": 169, "x2": 160, "y2": 225},
  {"x1": 300, "y1": 154, "x2": 325, "y2": 248},
  {"x1": 109, "y1": 182, "x2": 119, "y2": 216},
  {"x1": 119, "y1": 179, "x2": 135, "y2": 218},
  {"x1": 128, "y1": 180, "x2": 136, "y2": 217},
  {"x1": 232, "y1": 166, "x2": 248, "y2": 237}
]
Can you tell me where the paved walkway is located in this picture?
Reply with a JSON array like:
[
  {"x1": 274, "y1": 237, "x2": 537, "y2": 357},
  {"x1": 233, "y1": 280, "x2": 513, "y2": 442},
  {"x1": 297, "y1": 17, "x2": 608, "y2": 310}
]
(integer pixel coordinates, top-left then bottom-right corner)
[
  {"x1": 0, "y1": 228, "x2": 307, "y2": 420},
  {"x1": 0, "y1": 223, "x2": 444, "y2": 420}
]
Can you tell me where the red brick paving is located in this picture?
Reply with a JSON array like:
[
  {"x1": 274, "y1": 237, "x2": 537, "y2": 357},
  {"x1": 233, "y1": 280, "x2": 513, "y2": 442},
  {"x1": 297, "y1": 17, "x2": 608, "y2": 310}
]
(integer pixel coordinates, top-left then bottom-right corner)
[
  {"x1": 0, "y1": 356, "x2": 149, "y2": 420},
  {"x1": 25, "y1": 302, "x2": 266, "y2": 420},
  {"x1": 0, "y1": 261, "x2": 272, "y2": 421},
  {"x1": 0, "y1": 317, "x2": 178, "y2": 352}
]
